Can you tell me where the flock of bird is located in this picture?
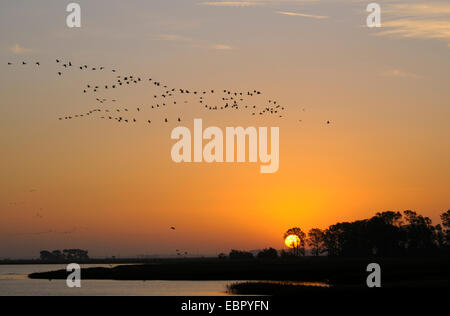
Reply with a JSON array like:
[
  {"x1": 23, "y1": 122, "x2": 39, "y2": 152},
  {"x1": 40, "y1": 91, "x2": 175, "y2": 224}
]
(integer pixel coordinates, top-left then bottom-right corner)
[
  {"x1": 6, "y1": 58, "x2": 332, "y2": 255},
  {"x1": 6, "y1": 59, "x2": 304, "y2": 127}
]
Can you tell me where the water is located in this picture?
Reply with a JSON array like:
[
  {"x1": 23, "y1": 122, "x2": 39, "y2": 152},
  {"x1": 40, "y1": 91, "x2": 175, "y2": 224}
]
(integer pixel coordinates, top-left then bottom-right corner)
[
  {"x1": 0, "y1": 264, "x2": 232, "y2": 296},
  {"x1": 0, "y1": 264, "x2": 330, "y2": 296}
]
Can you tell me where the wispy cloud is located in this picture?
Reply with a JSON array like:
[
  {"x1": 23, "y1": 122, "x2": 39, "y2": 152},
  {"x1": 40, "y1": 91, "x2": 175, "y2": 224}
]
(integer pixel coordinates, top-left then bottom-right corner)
[
  {"x1": 212, "y1": 44, "x2": 235, "y2": 50},
  {"x1": 200, "y1": 1, "x2": 259, "y2": 7},
  {"x1": 381, "y1": 69, "x2": 422, "y2": 79},
  {"x1": 385, "y1": 3, "x2": 450, "y2": 16},
  {"x1": 10, "y1": 43, "x2": 31, "y2": 54},
  {"x1": 377, "y1": 2, "x2": 450, "y2": 44},
  {"x1": 276, "y1": 10, "x2": 328, "y2": 19},
  {"x1": 379, "y1": 19, "x2": 450, "y2": 40}
]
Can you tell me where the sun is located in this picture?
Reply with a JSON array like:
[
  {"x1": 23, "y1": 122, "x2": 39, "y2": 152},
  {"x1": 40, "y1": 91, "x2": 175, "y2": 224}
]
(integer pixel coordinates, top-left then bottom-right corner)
[{"x1": 284, "y1": 234, "x2": 301, "y2": 248}]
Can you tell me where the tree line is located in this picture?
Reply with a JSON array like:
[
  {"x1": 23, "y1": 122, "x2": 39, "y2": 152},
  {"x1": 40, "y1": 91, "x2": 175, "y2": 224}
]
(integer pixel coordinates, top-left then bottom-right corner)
[
  {"x1": 223, "y1": 210, "x2": 450, "y2": 259},
  {"x1": 40, "y1": 249, "x2": 89, "y2": 262},
  {"x1": 302, "y1": 210, "x2": 450, "y2": 257}
]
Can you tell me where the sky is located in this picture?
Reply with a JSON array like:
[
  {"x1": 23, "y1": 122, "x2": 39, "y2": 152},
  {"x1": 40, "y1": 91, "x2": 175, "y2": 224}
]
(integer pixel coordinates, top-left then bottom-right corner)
[{"x1": 0, "y1": 0, "x2": 449, "y2": 258}]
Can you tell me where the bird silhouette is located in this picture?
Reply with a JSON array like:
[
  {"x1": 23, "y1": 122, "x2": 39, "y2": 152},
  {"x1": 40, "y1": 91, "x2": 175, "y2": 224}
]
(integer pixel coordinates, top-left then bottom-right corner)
[{"x1": 8, "y1": 56, "x2": 295, "y2": 127}]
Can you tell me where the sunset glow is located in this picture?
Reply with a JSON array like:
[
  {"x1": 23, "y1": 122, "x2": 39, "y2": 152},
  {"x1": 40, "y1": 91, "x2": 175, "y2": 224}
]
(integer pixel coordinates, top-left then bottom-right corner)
[{"x1": 0, "y1": 0, "x2": 449, "y2": 260}]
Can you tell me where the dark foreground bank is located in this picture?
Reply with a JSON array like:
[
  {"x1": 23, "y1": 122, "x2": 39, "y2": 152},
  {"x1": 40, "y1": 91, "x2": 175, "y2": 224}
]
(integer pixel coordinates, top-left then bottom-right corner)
[{"x1": 28, "y1": 257, "x2": 450, "y2": 290}]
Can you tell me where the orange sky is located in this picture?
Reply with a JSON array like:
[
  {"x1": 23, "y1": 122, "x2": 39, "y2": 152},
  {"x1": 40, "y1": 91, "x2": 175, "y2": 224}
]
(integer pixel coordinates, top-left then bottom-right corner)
[{"x1": 0, "y1": 0, "x2": 449, "y2": 258}]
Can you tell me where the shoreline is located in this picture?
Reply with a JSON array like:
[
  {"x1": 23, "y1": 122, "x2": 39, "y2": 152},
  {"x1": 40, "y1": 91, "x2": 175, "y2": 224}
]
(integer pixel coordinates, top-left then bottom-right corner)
[{"x1": 27, "y1": 257, "x2": 450, "y2": 289}]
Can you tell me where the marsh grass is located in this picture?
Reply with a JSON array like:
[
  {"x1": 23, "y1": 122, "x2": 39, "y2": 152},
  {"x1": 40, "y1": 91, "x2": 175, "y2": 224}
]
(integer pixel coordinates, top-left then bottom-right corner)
[{"x1": 227, "y1": 281, "x2": 331, "y2": 295}]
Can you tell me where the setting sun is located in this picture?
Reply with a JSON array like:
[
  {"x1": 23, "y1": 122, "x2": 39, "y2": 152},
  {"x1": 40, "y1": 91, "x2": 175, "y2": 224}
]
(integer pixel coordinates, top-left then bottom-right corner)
[
  {"x1": 0, "y1": 0, "x2": 449, "y2": 302},
  {"x1": 284, "y1": 235, "x2": 301, "y2": 249}
]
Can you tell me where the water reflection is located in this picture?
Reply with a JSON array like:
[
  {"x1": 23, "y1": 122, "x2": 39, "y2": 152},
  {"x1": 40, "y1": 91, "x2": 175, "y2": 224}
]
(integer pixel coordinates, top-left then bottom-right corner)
[{"x1": 0, "y1": 265, "x2": 329, "y2": 296}]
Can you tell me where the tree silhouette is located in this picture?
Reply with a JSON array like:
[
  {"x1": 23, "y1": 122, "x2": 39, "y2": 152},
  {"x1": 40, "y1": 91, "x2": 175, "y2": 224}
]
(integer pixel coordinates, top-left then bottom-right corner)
[
  {"x1": 441, "y1": 210, "x2": 450, "y2": 246},
  {"x1": 403, "y1": 210, "x2": 437, "y2": 251},
  {"x1": 435, "y1": 224, "x2": 446, "y2": 248},
  {"x1": 366, "y1": 211, "x2": 404, "y2": 256},
  {"x1": 218, "y1": 253, "x2": 227, "y2": 260},
  {"x1": 318, "y1": 210, "x2": 450, "y2": 257},
  {"x1": 63, "y1": 249, "x2": 89, "y2": 260},
  {"x1": 284, "y1": 227, "x2": 306, "y2": 256},
  {"x1": 442, "y1": 210, "x2": 450, "y2": 228},
  {"x1": 307, "y1": 228, "x2": 325, "y2": 256},
  {"x1": 229, "y1": 250, "x2": 254, "y2": 260},
  {"x1": 257, "y1": 248, "x2": 278, "y2": 259},
  {"x1": 39, "y1": 251, "x2": 53, "y2": 261},
  {"x1": 39, "y1": 249, "x2": 89, "y2": 262}
]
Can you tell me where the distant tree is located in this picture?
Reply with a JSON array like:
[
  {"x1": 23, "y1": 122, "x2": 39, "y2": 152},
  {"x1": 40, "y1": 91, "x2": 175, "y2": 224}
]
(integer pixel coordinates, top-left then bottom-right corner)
[
  {"x1": 51, "y1": 250, "x2": 64, "y2": 261},
  {"x1": 435, "y1": 224, "x2": 446, "y2": 248},
  {"x1": 63, "y1": 249, "x2": 89, "y2": 261},
  {"x1": 284, "y1": 227, "x2": 306, "y2": 256},
  {"x1": 63, "y1": 249, "x2": 76, "y2": 260},
  {"x1": 39, "y1": 249, "x2": 89, "y2": 262},
  {"x1": 366, "y1": 212, "x2": 404, "y2": 256},
  {"x1": 442, "y1": 210, "x2": 450, "y2": 228},
  {"x1": 218, "y1": 253, "x2": 227, "y2": 260},
  {"x1": 375, "y1": 211, "x2": 403, "y2": 226},
  {"x1": 402, "y1": 210, "x2": 437, "y2": 251},
  {"x1": 229, "y1": 250, "x2": 254, "y2": 260},
  {"x1": 441, "y1": 210, "x2": 450, "y2": 246},
  {"x1": 257, "y1": 248, "x2": 278, "y2": 259},
  {"x1": 322, "y1": 226, "x2": 339, "y2": 257},
  {"x1": 323, "y1": 219, "x2": 387, "y2": 257},
  {"x1": 40, "y1": 251, "x2": 53, "y2": 261},
  {"x1": 307, "y1": 228, "x2": 325, "y2": 256}
]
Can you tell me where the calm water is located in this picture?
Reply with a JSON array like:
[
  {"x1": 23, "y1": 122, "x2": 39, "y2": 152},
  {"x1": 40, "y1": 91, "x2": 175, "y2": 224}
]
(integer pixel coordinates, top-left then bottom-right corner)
[{"x1": 0, "y1": 264, "x2": 233, "y2": 296}]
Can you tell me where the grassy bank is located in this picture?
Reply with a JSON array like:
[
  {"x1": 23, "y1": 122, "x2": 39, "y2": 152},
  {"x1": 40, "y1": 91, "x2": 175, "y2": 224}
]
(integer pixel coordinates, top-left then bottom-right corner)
[{"x1": 227, "y1": 282, "x2": 333, "y2": 295}]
